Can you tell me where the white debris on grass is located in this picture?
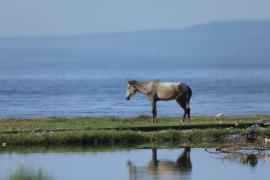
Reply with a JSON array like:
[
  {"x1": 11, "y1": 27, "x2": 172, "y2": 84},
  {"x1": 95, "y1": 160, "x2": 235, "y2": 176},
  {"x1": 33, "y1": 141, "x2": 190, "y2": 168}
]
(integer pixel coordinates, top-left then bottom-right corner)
[
  {"x1": 216, "y1": 113, "x2": 224, "y2": 123},
  {"x1": 216, "y1": 113, "x2": 224, "y2": 118},
  {"x1": 31, "y1": 131, "x2": 54, "y2": 137},
  {"x1": 264, "y1": 138, "x2": 270, "y2": 144}
]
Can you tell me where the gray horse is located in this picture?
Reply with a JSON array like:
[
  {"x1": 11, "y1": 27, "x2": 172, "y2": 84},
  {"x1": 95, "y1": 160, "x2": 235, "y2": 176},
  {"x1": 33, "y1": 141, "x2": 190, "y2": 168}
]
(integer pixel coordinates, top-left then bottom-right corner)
[{"x1": 125, "y1": 80, "x2": 192, "y2": 123}]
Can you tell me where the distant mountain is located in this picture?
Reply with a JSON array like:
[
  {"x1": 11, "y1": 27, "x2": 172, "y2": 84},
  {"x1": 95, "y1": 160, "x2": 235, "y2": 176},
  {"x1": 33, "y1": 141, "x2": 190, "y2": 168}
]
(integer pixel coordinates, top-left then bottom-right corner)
[{"x1": 0, "y1": 19, "x2": 270, "y2": 69}]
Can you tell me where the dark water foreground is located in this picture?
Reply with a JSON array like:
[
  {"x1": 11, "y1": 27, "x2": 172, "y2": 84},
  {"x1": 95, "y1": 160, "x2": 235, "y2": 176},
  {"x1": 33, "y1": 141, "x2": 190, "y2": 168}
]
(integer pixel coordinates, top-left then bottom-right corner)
[{"x1": 0, "y1": 147, "x2": 270, "y2": 180}]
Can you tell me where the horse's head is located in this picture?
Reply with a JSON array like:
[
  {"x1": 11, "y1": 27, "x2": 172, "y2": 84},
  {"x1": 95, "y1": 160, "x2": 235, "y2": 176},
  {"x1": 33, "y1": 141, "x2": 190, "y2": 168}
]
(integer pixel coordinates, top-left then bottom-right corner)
[{"x1": 125, "y1": 80, "x2": 138, "y2": 100}]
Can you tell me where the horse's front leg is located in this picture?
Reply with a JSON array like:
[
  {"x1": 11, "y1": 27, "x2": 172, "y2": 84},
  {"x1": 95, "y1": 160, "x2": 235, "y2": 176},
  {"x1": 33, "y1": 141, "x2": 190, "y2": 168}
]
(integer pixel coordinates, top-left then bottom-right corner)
[{"x1": 151, "y1": 101, "x2": 157, "y2": 123}]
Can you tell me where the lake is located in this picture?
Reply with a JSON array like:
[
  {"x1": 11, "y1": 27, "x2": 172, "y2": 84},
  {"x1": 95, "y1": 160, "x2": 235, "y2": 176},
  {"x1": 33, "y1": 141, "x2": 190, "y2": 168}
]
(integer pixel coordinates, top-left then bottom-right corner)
[
  {"x1": 1, "y1": 21, "x2": 270, "y2": 118},
  {"x1": 0, "y1": 59, "x2": 270, "y2": 117},
  {"x1": 0, "y1": 147, "x2": 269, "y2": 180}
]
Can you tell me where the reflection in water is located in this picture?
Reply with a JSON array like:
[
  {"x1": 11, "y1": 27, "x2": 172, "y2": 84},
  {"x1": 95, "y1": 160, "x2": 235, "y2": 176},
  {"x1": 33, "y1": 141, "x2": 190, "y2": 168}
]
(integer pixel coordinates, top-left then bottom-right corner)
[
  {"x1": 127, "y1": 147, "x2": 192, "y2": 180},
  {"x1": 243, "y1": 154, "x2": 257, "y2": 167},
  {"x1": 1, "y1": 148, "x2": 270, "y2": 180},
  {"x1": 206, "y1": 147, "x2": 270, "y2": 167},
  {"x1": 223, "y1": 152, "x2": 259, "y2": 167},
  {"x1": 5, "y1": 165, "x2": 53, "y2": 180}
]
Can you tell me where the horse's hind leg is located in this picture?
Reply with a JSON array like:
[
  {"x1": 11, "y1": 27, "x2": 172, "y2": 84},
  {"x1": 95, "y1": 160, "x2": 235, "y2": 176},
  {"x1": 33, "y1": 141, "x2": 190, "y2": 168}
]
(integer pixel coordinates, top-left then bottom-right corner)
[
  {"x1": 184, "y1": 104, "x2": 191, "y2": 121},
  {"x1": 182, "y1": 110, "x2": 187, "y2": 123},
  {"x1": 187, "y1": 107, "x2": 191, "y2": 120},
  {"x1": 176, "y1": 98, "x2": 187, "y2": 123}
]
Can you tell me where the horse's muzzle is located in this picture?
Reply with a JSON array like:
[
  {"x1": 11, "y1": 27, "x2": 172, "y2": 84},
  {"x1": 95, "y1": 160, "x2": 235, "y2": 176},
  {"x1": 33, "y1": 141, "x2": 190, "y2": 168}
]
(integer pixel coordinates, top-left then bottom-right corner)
[{"x1": 126, "y1": 97, "x2": 130, "y2": 100}]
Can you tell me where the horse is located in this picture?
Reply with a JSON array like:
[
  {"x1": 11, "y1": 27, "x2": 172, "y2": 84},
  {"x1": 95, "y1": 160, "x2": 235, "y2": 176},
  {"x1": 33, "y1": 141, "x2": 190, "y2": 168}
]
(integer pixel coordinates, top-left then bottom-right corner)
[{"x1": 125, "y1": 80, "x2": 192, "y2": 123}]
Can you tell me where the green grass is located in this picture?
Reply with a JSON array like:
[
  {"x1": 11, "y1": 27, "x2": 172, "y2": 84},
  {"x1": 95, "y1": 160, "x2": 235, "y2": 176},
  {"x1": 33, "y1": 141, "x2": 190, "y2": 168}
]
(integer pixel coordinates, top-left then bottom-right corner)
[
  {"x1": 1, "y1": 127, "x2": 270, "y2": 147},
  {"x1": 0, "y1": 115, "x2": 269, "y2": 132},
  {"x1": 0, "y1": 115, "x2": 269, "y2": 146},
  {"x1": 6, "y1": 165, "x2": 52, "y2": 180}
]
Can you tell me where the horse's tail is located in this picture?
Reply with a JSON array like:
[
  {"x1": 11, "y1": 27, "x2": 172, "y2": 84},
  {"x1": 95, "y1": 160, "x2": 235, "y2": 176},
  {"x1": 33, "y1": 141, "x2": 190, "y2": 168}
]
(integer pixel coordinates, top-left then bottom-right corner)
[
  {"x1": 177, "y1": 83, "x2": 192, "y2": 120},
  {"x1": 179, "y1": 83, "x2": 192, "y2": 104},
  {"x1": 178, "y1": 83, "x2": 192, "y2": 112}
]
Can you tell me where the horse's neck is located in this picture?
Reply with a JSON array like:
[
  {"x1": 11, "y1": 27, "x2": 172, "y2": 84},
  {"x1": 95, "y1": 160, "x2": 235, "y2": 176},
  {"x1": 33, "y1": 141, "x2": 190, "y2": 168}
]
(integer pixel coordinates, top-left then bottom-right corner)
[{"x1": 136, "y1": 82, "x2": 150, "y2": 95}]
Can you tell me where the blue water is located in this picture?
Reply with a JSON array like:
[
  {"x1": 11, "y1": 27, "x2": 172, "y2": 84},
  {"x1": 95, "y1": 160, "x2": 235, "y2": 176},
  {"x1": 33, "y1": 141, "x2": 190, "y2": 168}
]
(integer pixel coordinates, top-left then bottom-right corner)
[
  {"x1": 0, "y1": 148, "x2": 269, "y2": 180},
  {"x1": 0, "y1": 59, "x2": 270, "y2": 117}
]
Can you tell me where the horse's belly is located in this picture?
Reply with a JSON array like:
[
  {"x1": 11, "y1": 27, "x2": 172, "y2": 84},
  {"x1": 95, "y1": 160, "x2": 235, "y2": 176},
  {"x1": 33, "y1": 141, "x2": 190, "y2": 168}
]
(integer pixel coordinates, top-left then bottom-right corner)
[{"x1": 157, "y1": 90, "x2": 175, "y2": 100}]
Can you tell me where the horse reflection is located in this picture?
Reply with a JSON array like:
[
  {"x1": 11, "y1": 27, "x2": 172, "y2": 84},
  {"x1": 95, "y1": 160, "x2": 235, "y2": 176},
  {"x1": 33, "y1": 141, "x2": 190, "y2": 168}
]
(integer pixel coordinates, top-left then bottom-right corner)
[
  {"x1": 242, "y1": 154, "x2": 258, "y2": 167},
  {"x1": 224, "y1": 153, "x2": 258, "y2": 167},
  {"x1": 128, "y1": 147, "x2": 192, "y2": 179}
]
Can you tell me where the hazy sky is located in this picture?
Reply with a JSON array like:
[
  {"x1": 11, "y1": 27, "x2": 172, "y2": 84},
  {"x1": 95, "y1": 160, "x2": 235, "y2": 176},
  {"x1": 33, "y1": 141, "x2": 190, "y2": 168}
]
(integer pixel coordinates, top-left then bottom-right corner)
[{"x1": 0, "y1": 0, "x2": 270, "y2": 37}]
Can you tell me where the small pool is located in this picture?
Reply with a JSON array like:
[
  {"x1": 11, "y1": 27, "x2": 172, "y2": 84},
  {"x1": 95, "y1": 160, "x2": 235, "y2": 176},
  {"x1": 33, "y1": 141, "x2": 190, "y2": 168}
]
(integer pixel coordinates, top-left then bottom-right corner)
[{"x1": 0, "y1": 147, "x2": 269, "y2": 180}]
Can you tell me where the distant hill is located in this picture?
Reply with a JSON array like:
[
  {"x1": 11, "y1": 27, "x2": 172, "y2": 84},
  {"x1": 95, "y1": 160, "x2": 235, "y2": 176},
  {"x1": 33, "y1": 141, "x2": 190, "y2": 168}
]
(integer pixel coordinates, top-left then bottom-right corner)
[{"x1": 0, "y1": 19, "x2": 270, "y2": 69}]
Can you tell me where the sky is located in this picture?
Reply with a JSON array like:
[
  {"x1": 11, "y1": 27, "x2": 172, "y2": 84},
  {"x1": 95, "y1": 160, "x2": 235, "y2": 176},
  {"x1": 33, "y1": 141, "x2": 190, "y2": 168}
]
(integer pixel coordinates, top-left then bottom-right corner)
[{"x1": 0, "y1": 0, "x2": 270, "y2": 37}]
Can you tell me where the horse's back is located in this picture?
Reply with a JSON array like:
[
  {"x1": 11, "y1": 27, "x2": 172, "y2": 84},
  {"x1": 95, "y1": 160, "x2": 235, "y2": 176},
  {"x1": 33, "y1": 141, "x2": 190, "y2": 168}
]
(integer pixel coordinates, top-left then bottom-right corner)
[{"x1": 155, "y1": 82, "x2": 182, "y2": 100}]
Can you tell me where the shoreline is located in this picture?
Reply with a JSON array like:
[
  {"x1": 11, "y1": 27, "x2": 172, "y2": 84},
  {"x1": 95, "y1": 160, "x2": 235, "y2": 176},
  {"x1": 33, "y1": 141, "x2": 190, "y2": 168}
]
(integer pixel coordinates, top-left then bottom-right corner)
[{"x1": 0, "y1": 115, "x2": 269, "y2": 147}]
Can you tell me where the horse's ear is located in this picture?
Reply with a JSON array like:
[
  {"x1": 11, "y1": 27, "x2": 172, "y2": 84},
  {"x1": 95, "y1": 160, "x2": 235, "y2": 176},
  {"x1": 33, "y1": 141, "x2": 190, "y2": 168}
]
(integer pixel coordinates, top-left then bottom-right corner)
[{"x1": 128, "y1": 80, "x2": 137, "y2": 85}]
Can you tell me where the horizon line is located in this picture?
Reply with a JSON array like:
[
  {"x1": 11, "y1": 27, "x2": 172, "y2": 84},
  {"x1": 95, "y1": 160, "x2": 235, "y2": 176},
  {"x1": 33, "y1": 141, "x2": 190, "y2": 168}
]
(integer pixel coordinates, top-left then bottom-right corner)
[{"x1": 0, "y1": 18, "x2": 269, "y2": 40}]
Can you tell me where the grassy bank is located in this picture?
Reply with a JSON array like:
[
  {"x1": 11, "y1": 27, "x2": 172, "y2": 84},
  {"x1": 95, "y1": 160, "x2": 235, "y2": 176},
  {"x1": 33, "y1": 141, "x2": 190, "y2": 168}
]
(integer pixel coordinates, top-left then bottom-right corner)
[{"x1": 0, "y1": 115, "x2": 270, "y2": 146}]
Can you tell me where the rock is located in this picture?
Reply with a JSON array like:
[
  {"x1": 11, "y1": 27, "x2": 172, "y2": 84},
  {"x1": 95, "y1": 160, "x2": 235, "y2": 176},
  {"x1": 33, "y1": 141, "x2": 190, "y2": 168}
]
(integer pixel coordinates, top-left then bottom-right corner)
[
  {"x1": 246, "y1": 129, "x2": 257, "y2": 141},
  {"x1": 226, "y1": 134, "x2": 241, "y2": 142}
]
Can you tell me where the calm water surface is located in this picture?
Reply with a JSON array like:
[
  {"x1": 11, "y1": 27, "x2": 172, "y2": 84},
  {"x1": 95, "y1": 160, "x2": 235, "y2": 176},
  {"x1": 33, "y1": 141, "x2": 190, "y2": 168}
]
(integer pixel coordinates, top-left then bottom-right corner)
[
  {"x1": 0, "y1": 65, "x2": 270, "y2": 117},
  {"x1": 0, "y1": 148, "x2": 269, "y2": 180}
]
